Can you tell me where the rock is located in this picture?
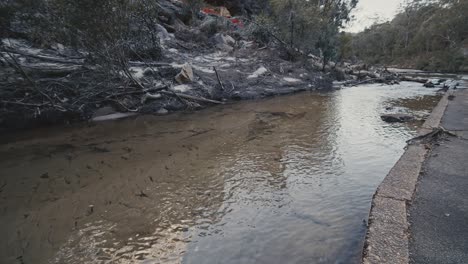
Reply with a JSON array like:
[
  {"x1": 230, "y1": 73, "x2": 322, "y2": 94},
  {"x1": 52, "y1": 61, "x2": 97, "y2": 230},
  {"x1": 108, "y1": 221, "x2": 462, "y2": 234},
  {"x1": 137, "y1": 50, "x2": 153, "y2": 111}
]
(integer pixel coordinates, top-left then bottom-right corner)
[
  {"x1": 247, "y1": 66, "x2": 268, "y2": 79},
  {"x1": 156, "y1": 24, "x2": 171, "y2": 41},
  {"x1": 424, "y1": 82, "x2": 435, "y2": 88},
  {"x1": 143, "y1": 67, "x2": 155, "y2": 76},
  {"x1": 219, "y1": 6, "x2": 231, "y2": 17},
  {"x1": 381, "y1": 114, "x2": 414, "y2": 123},
  {"x1": 213, "y1": 33, "x2": 235, "y2": 52},
  {"x1": 156, "y1": 108, "x2": 169, "y2": 115},
  {"x1": 92, "y1": 106, "x2": 117, "y2": 118},
  {"x1": 240, "y1": 40, "x2": 254, "y2": 49},
  {"x1": 283, "y1": 77, "x2": 301, "y2": 83},
  {"x1": 199, "y1": 16, "x2": 219, "y2": 33},
  {"x1": 91, "y1": 113, "x2": 137, "y2": 122},
  {"x1": 87, "y1": 205, "x2": 94, "y2": 215},
  {"x1": 51, "y1": 43, "x2": 65, "y2": 52},
  {"x1": 141, "y1": 93, "x2": 162, "y2": 104},
  {"x1": 217, "y1": 43, "x2": 234, "y2": 52},
  {"x1": 172, "y1": 84, "x2": 192, "y2": 92},
  {"x1": 175, "y1": 64, "x2": 194, "y2": 84},
  {"x1": 213, "y1": 33, "x2": 235, "y2": 46}
]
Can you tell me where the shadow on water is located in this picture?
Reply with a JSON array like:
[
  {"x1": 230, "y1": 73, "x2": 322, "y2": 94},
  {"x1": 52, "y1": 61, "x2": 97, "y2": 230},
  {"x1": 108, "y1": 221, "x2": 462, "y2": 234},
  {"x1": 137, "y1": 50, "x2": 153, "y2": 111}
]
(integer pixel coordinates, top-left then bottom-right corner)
[{"x1": 0, "y1": 82, "x2": 442, "y2": 264}]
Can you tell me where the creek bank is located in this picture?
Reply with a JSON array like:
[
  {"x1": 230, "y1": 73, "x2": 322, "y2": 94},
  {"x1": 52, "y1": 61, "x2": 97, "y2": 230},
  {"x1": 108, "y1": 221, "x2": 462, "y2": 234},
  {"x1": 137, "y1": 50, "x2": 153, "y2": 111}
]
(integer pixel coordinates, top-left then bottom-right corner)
[
  {"x1": 362, "y1": 91, "x2": 451, "y2": 264},
  {"x1": 0, "y1": 34, "x2": 332, "y2": 132},
  {"x1": 1, "y1": 0, "x2": 458, "y2": 132},
  {"x1": 362, "y1": 75, "x2": 468, "y2": 263}
]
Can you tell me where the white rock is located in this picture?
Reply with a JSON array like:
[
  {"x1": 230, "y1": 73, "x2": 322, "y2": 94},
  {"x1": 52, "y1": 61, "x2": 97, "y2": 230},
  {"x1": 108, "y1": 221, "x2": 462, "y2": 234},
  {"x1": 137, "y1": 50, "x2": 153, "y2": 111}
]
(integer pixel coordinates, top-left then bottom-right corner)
[
  {"x1": 193, "y1": 65, "x2": 215, "y2": 74},
  {"x1": 248, "y1": 66, "x2": 268, "y2": 79},
  {"x1": 175, "y1": 64, "x2": 194, "y2": 84},
  {"x1": 172, "y1": 84, "x2": 192, "y2": 93},
  {"x1": 156, "y1": 108, "x2": 169, "y2": 115},
  {"x1": 213, "y1": 33, "x2": 235, "y2": 46},
  {"x1": 283, "y1": 77, "x2": 301, "y2": 83},
  {"x1": 129, "y1": 67, "x2": 145, "y2": 79},
  {"x1": 92, "y1": 113, "x2": 137, "y2": 122}
]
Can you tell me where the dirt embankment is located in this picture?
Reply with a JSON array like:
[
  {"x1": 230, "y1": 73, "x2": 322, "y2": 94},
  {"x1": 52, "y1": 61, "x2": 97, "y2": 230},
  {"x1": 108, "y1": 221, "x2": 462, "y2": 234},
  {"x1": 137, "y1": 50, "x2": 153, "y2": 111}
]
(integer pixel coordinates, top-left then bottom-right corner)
[{"x1": 0, "y1": 0, "x2": 335, "y2": 132}]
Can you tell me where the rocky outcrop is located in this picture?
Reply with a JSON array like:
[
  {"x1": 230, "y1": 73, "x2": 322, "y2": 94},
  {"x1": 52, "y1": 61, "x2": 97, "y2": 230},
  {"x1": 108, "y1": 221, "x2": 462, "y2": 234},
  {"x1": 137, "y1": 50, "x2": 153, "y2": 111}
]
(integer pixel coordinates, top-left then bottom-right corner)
[{"x1": 381, "y1": 114, "x2": 414, "y2": 123}]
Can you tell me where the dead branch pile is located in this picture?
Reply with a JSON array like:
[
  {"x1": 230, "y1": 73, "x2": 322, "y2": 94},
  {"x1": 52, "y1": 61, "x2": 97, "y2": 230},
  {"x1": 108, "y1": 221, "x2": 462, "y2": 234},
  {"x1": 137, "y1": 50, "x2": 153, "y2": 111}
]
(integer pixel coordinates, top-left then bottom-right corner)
[{"x1": 0, "y1": 40, "x2": 222, "y2": 130}]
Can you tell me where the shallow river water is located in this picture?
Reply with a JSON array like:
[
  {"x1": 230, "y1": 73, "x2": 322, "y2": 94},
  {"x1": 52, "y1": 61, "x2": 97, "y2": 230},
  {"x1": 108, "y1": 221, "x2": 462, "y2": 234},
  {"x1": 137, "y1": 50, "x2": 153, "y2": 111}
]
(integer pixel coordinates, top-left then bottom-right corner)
[{"x1": 0, "y1": 82, "x2": 441, "y2": 264}]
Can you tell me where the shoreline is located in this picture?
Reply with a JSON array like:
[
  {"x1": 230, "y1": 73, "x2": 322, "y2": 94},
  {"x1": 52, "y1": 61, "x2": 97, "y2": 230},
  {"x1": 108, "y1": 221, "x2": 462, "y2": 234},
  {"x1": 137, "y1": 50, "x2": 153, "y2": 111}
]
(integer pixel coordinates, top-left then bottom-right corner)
[
  {"x1": 0, "y1": 85, "x2": 334, "y2": 136},
  {"x1": 361, "y1": 88, "x2": 453, "y2": 264}
]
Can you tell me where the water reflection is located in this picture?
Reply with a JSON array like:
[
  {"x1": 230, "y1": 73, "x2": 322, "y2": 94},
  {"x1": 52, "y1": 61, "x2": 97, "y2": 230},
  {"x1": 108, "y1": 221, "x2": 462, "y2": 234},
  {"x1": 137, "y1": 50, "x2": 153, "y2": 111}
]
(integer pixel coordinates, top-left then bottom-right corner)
[
  {"x1": 183, "y1": 83, "x2": 441, "y2": 264},
  {"x1": 0, "y1": 82, "x2": 441, "y2": 264}
]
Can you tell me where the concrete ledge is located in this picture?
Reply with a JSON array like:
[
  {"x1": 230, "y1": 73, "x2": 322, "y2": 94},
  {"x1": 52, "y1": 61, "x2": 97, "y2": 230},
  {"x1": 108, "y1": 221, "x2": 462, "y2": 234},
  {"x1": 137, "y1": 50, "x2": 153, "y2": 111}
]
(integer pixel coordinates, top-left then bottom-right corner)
[
  {"x1": 420, "y1": 90, "x2": 453, "y2": 132},
  {"x1": 376, "y1": 145, "x2": 427, "y2": 201},
  {"x1": 363, "y1": 196, "x2": 408, "y2": 264},
  {"x1": 362, "y1": 90, "x2": 452, "y2": 264}
]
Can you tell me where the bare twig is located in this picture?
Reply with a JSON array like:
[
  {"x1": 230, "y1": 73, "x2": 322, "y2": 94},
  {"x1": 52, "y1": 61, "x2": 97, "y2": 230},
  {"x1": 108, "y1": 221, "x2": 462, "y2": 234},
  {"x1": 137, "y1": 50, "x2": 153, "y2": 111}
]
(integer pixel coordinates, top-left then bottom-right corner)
[
  {"x1": 3, "y1": 50, "x2": 65, "y2": 111},
  {"x1": 1, "y1": 101, "x2": 50, "y2": 107},
  {"x1": 407, "y1": 127, "x2": 457, "y2": 145},
  {"x1": 105, "y1": 86, "x2": 167, "y2": 99},
  {"x1": 213, "y1": 66, "x2": 225, "y2": 91},
  {"x1": 160, "y1": 91, "x2": 224, "y2": 105},
  {"x1": 1, "y1": 48, "x2": 84, "y2": 65}
]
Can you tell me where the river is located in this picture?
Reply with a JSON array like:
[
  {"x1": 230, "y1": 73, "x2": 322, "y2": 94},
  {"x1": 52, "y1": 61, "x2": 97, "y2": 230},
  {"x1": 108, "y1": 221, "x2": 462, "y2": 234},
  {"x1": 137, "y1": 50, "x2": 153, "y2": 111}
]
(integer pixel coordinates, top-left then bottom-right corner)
[{"x1": 0, "y1": 82, "x2": 442, "y2": 264}]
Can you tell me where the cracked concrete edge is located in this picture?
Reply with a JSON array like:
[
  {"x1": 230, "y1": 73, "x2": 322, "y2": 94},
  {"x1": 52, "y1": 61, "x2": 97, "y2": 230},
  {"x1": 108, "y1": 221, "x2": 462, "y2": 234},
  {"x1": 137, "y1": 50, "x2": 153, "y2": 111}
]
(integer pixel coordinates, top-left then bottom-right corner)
[
  {"x1": 362, "y1": 90, "x2": 452, "y2": 264},
  {"x1": 419, "y1": 89, "x2": 454, "y2": 134}
]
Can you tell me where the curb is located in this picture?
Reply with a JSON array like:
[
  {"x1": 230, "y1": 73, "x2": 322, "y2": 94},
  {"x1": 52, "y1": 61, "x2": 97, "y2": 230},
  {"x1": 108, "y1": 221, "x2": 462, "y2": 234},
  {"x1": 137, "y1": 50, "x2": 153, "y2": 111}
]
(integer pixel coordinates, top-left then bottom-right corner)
[{"x1": 362, "y1": 90, "x2": 453, "y2": 264}]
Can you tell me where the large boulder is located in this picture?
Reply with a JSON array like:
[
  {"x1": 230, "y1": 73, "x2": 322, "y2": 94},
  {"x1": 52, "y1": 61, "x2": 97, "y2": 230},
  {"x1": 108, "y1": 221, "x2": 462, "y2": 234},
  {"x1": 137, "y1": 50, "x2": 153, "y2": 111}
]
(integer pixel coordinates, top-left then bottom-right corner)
[{"x1": 381, "y1": 114, "x2": 414, "y2": 123}]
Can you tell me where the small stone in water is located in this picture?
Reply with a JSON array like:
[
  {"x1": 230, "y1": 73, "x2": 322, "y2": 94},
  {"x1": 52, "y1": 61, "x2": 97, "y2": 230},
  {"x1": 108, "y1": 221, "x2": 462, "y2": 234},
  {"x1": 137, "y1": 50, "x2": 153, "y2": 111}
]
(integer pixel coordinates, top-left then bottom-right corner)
[{"x1": 87, "y1": 205, "x2": 94, "y2": 215}]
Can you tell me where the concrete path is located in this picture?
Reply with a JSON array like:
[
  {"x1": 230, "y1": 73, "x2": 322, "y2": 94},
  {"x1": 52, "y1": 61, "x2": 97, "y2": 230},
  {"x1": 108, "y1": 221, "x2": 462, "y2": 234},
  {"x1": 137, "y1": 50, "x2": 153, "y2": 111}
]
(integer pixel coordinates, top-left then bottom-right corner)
[{"x1": 408, "y1": 88, "x2": 468, "y2": 264}]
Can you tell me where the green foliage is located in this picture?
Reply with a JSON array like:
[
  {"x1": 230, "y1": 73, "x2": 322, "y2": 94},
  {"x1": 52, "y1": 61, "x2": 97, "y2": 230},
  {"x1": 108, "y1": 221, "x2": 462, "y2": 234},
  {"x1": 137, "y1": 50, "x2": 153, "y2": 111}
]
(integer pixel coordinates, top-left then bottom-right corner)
[
  {"x1": 338, "y1": 32, "x2": 353, "y2": 61},
  {"x1": 245, "y1": 14, "x2": 277, "y2": 44},
  {"x1": 265, "y1": 0, "x2": 357, "y2": 67},
  {"x1": 351, "y1": 0, "x2": 468, "y2": 72}
]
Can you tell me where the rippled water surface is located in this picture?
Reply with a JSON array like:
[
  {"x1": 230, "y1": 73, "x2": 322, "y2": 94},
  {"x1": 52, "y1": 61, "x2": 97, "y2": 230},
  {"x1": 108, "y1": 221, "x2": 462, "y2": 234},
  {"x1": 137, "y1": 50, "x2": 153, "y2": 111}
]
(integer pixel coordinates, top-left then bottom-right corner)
[{"x1": 0, "y1": 82, "x2": 442, "y2": 264}]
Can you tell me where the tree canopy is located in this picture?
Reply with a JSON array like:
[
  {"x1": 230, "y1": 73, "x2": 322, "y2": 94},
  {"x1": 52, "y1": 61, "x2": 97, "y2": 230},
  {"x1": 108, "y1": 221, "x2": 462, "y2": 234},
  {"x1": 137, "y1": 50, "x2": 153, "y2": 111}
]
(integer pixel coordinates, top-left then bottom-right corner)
[{"x1": 350, "y1": 0, "x2": 468, "y2": 72}]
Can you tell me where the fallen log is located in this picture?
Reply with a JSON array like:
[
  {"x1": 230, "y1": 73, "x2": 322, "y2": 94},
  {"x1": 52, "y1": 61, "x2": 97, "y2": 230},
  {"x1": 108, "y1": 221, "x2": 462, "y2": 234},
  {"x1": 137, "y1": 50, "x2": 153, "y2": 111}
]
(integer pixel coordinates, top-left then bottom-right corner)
[
  {"x1": 401, "y1": 76, "x2": 428, "y2": 84},
  {"x1": 1, "y1": 48, "x2": 84, "y2": 65},
  {"x1": 22, "y1": 65, "x2": 83, "y2": 77},
  {"x1": 346, "y1": 78, "x2": 380, "y2": 87},
  {"x1": 106, "y1": 86, "x2": 167, "y2": 99},
  {"x1": 128, "y1": 61, "x2": 172, "y2": 67},
  {"x1": 1, "y1": 101, "x2": 50, "y2": 107},
  {"x1": 160, "y1": 91, "x2": 224, "y2": 104}
]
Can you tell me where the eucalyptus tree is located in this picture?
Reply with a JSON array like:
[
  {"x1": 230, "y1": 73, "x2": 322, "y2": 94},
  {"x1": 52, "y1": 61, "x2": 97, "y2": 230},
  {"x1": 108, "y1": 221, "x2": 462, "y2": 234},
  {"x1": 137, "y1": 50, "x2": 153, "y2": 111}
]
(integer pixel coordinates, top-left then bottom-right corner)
[
  {"x1": 267, "y1": 0, "x2": 358, "y2": 68},
  {"x1": 351, "y1": 0, "x2": 467, "y2": 71}
]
